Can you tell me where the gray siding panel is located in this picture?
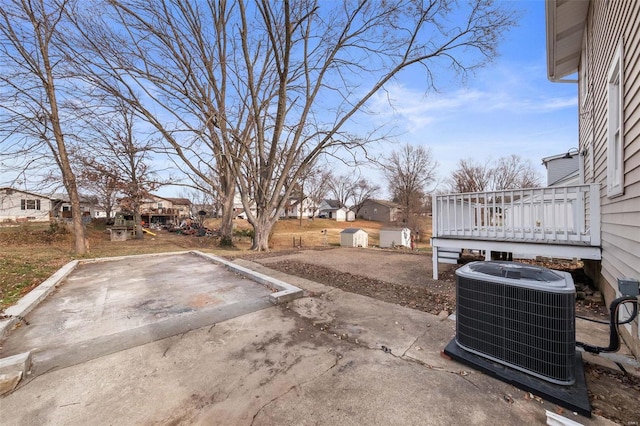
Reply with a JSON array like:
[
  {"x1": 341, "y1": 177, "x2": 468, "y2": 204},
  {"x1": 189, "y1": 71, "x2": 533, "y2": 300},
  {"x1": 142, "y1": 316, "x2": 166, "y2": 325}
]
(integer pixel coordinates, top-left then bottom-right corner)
[{"x1": 546, "y1": 157, "x2": 579, "y2": 186}]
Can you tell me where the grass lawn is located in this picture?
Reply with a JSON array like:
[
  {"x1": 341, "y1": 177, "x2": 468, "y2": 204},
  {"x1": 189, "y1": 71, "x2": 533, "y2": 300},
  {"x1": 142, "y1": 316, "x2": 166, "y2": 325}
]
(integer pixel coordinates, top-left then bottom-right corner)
[{"x1": 0, "y1": 216, "x2": 431, "y2": 312}]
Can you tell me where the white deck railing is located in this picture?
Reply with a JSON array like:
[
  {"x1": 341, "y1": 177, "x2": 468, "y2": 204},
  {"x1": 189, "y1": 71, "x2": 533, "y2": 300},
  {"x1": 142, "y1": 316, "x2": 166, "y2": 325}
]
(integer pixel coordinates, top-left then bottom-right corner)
[{"x1": 432, "y1": 184, "x2": 600, "y2": 246}]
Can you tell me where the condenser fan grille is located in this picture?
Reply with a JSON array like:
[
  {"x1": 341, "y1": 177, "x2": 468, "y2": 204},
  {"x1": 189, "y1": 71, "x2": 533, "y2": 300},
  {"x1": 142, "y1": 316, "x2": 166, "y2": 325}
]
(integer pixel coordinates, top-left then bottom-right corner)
[{"x1": 455, "y1": 262, "x2": 576, "y2": 385}]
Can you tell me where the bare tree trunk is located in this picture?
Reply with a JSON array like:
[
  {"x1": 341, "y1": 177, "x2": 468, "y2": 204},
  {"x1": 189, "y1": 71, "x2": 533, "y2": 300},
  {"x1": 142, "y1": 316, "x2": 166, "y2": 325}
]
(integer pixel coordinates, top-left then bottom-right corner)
[
  {"x1": 251, "y1": 215, "x2": 276, "y2": 251},
  {"x1": 219, "y1": 193, "x2": 235, "y2": 245},
  {"x1": 133, "y1": 209, "x2": 143, "y2": 239},
  {"x1": 67, "y1": 183, "x2": 88, "y2": 254},
  {"x1": 42, "y1": 24, "x2": 87, "y2": 255}
]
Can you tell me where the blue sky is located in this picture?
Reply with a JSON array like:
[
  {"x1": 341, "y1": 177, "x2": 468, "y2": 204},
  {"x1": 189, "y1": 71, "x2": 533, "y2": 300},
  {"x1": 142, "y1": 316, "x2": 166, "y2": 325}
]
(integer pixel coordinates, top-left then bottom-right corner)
[{"x1": 335, "y1": 0, "x2": 579, "y2": 196}]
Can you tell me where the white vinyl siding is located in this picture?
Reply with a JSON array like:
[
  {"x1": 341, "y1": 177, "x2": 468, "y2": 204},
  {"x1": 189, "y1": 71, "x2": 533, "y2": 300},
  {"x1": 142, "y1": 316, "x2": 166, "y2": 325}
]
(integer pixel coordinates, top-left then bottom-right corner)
[
  {"x1": 607, "y1": 41, "x2": 625, "y2": 197},
  {"x1": 0, "y1": 188, "x2": 52, "y2": 222}
]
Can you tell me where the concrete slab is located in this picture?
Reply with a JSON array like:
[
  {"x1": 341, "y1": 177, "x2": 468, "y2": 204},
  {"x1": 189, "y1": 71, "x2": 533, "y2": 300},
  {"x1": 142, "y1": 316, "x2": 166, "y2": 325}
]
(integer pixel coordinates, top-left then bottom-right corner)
[{"x1": 0, "y1": 251, "x2": 302, "y2": 379}]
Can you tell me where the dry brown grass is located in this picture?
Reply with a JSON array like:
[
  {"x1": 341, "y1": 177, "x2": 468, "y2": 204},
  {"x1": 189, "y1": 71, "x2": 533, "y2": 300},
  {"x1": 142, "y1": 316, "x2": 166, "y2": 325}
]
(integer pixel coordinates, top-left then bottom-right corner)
[{"x1": 0, "y1": 216, "x2": 431, "y2": 311}]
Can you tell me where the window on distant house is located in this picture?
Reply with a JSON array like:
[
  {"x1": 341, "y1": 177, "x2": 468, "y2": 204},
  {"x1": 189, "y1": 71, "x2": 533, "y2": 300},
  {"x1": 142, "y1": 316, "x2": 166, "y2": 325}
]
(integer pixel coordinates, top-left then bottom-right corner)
[
  {"x1": 21, "y1": 199, "x2": 41, "y2": 210},
  {"x1": 157, "y1": 202, "x2": 163, "y2": 209},
  {"x1": 607, "y1": 41, "x2": 624, "y2": 197}
]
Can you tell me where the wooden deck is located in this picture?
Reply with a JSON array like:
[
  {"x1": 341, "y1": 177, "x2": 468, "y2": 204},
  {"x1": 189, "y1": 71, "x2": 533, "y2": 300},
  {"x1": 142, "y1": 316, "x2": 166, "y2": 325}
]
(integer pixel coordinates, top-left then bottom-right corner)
[{"x1": 431, "y1": 184, "x2": 602, "y2": 279}]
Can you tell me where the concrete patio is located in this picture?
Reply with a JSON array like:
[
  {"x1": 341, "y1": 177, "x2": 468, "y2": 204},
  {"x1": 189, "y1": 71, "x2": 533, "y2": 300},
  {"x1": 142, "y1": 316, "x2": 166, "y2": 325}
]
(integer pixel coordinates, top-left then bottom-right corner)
[{"x1": 0, "y1": 251, "x2": 625, "y2": 425}]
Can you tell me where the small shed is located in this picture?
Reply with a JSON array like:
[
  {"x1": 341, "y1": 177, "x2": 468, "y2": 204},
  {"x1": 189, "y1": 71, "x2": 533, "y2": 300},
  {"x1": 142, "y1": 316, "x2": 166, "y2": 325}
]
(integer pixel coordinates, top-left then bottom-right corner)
[
  {"x1": 379, "y1": 228, "x2": 411, "y2": 248},
  {"x1": 345, "y1": 210, "x2": 356, "y2": 222},
  {"x1": 340, "y1": 228, "x2": 368, "y2": 248},
  {"x1": 334, "y1": 207, "x2": 357, "y2": 222}
]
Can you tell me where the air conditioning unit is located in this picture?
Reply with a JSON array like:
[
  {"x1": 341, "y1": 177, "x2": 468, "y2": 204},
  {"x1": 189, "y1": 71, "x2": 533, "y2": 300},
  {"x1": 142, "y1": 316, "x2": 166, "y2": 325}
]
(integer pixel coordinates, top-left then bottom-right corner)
[{"x1": 455, "y1": 261, "x2": 576, "y2": 385}]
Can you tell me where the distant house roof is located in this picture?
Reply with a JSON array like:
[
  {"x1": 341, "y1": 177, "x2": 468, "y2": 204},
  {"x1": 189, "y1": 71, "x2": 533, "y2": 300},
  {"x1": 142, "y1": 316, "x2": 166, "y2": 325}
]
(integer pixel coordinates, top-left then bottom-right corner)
[
  {"x1": 366, "y1": 199, "x2": 402, "y2": 209},
  {"x1": 52, "y1": 193, "x2": 97, "y2": 204},
  {"x1": 285, "y1": 194, "x2": 312, "y2": 206},
  {"x1": 323, "y1": 199, "x2": 342, "y2": 209},
  {"x1": 2, "y1": 188, "x2": 68, "y2": 204},
  {"x1": 162, "y1": 197, "x2": 191, "y2": 205},
  {"x1": 0, "y1": 187, "x2": 56, "y2": 200},
  {"x1": 150, "y1": 195, "x2": 191, "y2": 205},
  {"x1": 340, "y1": 228, "x2": 364, "y2": 234}
]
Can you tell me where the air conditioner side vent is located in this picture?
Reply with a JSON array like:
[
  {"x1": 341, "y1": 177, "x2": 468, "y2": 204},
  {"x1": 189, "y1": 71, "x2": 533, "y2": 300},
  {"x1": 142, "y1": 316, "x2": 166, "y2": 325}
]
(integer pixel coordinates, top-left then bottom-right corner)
[{"x1": 455, "y1": 261, "x2": 576, "y2": 385}]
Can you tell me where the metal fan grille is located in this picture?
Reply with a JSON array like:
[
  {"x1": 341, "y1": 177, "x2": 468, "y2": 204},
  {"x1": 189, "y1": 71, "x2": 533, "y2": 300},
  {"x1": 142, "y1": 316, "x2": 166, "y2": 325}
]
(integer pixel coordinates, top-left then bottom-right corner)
[{"x1": 456, "y1": 276, "x2": 576, "y2": 385}]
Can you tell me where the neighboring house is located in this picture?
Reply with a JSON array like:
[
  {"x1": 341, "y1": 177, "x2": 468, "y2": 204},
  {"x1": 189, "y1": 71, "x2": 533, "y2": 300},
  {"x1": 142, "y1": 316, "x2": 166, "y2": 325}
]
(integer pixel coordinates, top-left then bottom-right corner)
[
  {"x1": 340, "y1": 228, "x2": 368, "y2": 248},
  {"x1": 280, "y1": 195, "x2": 319, "y2": 219},
  {"x1": 542, "y1": 151, "x2": 581, "y2": 187},
  {"x1": 318, "y1": 199, "x2": 355, "y2": 222},
  {"x1": 0, "y1": 187, "x2": 60, "y2": 222},
  {"x1": 358, "y1": 199, "x2": 402, "y2": 223},
  {"x1": 432, "y1": 0, "x2": 640, "y2": 358},
  {"x1": 93, "y1": 207, "x2": 118, "y2": 219},
  {"x1": 133, "y1": 195, "x2": 191, "y2": 225},
  {"x1": 1, "y1": 187, "x2": 108, "y2": 223},
  {"x1": 231, "y1": 193, "x2": 256, "y2": 219},
  {"x1": 55, "y1": 194, "x2": 101, "y2": 221}
]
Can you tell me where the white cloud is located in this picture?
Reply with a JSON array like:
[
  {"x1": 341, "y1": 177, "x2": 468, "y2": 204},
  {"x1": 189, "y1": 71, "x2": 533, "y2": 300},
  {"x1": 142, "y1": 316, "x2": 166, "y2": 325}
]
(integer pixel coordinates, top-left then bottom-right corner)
[{"x1": 366, "y1": 80, "x2": 577, "y2": 137}]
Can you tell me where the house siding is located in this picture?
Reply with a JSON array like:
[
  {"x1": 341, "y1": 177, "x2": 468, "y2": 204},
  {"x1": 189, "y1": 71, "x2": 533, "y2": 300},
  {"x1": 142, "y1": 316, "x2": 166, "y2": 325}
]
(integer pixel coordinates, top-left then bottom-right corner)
[
  {"x1": 545, "y1": 157, "x2": 579, "y2": 186},
  {"x1": 281, "y1": 197, "x2": 318, "y2": 219},
  {"x1": 0, "y1": 188, "x2": 53, "y2": 222},
  {"x1": 358, "y1": 199, "x2": 400, "y2": 223},
  {"x1": 579, "y1": 0, "x2": 640, "y2": 356}
]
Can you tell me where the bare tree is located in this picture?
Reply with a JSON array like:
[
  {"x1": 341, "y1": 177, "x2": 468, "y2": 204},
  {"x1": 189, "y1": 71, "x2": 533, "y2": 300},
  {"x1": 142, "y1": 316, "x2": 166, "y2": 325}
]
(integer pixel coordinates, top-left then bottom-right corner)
[
  {"x1": 0, "y1": 0, "x2": 87, "y2": 254},
  {"x1": 350, "y1": 178, "x2": 380, "y2": 216},
  {"x1": 73, "y1": 101, "x2": 161, "y2": 238},
  {"x1": 491, "y1": 154, "x2": 541, "y2": 190},
  {"x1": 298, "y1": 164, "x2": 331, "y2": 221},
  {"x1": 327, "y1": 174, "x2": 356, "y2": 209},
  {"x1": 67, "y1": 0, "x2": 516, "y2": 250},
  {"x1": 448, "y1": 155, "x2": 541, "y2": 193},
  {"x1": 448, "y1": 158, "x2": 493, "y2": 193},
  {"x1": 382, "y1": 144, "x2": 438, "y2": 222},
  {"x1": 327, "y1": 172, "x2": 380, "y2": 214},
  {"x1": 66, "y1": 1, "x2": 246, "y2": 246},
  {"x1": 231, "y1": 1, "x2": 515, "y2": 250},
  {"x1": 75, "y1": 161, "x2": 119, "y2": 223}
]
